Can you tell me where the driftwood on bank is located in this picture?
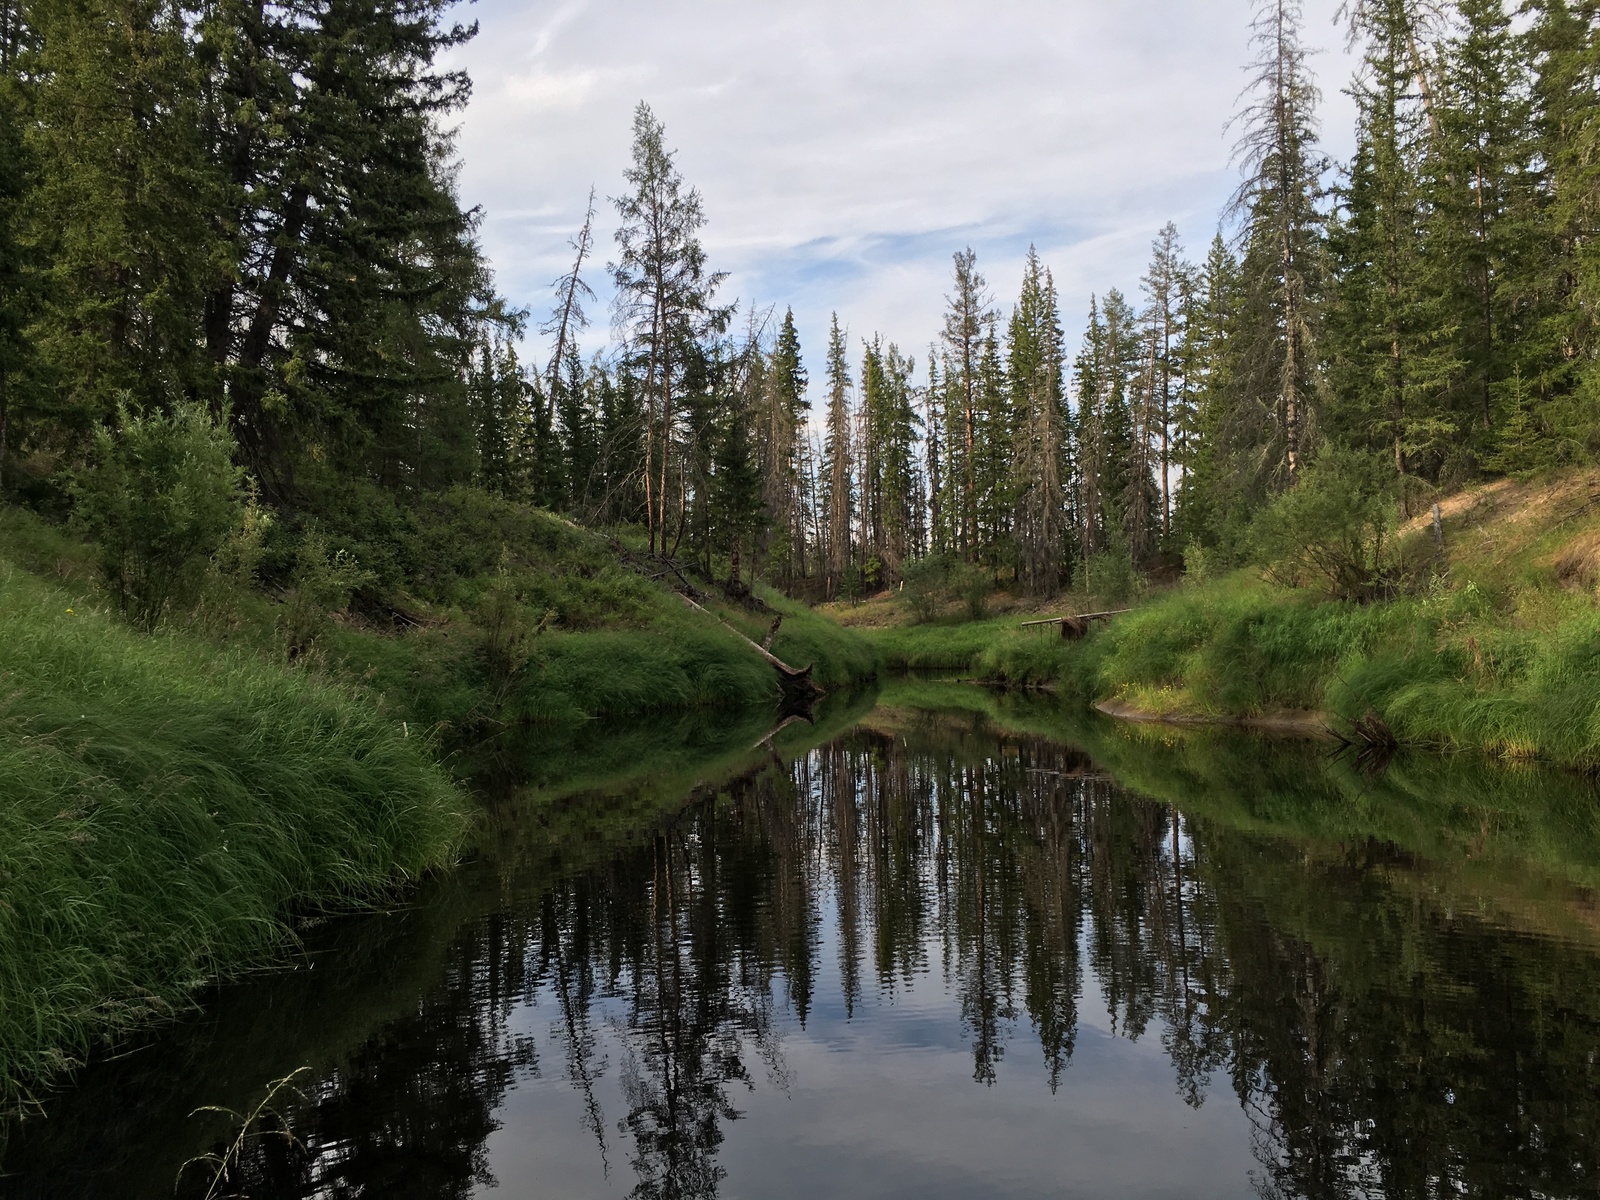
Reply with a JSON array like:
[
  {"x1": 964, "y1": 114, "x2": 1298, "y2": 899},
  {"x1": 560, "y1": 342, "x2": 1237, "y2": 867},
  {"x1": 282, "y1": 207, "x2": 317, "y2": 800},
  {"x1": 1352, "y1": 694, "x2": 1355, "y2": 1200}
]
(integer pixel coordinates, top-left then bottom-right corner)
[
  {"x1": 679, "y1": 594, "x2": 823, "y2": 702},
  {"x1": 1019, "y1": 609, "x2": 1133, "y2": 640}
]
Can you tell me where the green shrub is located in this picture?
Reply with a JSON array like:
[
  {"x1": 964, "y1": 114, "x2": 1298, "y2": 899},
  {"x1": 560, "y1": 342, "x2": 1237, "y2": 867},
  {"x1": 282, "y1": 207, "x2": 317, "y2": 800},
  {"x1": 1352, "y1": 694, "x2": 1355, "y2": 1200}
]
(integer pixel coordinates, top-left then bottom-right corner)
[
  {"x1": 1084, "y1": 543, "x2": 1136, "y2": 604},
  {"x1": 69, "y1": 403, "x2": 245, "y2": 630},
  {"x1": 901, "y1": 554, "x2": 992, "y2": 622},
  {"x1": 1250, "y1": 446, "x2": 1398, "y2": 601},
  {"x1": 279, "y1": 528, "x2": 374, "y2": 658}
]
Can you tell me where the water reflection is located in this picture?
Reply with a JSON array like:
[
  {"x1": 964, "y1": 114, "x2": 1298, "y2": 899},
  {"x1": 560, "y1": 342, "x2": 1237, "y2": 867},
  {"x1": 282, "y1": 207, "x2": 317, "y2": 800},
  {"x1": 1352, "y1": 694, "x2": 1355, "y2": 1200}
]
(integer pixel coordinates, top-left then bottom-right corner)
[{"x1": 8, "y1": 702, "x2": 1600, "y2": 1199}]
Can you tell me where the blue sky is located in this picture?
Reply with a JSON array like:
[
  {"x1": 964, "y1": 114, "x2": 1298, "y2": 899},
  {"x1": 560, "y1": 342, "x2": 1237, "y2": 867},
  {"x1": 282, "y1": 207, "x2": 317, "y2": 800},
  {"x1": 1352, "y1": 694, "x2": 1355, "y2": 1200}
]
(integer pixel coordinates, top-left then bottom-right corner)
[{"x1": 444, "y1": 0, "x2": 1359, "y2": 384}]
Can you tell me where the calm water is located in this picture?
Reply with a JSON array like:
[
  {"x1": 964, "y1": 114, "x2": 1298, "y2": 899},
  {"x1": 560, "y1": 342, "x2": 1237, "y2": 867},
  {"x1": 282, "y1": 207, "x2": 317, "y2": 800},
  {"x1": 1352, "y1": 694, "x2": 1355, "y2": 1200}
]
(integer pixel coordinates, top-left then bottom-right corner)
[{"x1": 6, "y1": 688, "x2": 1600, "y2": 1199}]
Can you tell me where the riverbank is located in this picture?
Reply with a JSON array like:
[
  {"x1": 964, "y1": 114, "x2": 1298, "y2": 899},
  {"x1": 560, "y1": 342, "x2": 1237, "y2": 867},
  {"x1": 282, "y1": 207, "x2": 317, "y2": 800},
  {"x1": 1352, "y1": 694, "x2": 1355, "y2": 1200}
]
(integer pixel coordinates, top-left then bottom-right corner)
[
  {"x1": 0, "y1": 501, "x2": 878, "y2": 1112},
  {"x1": 867, "y1": 470, "x2": 1600, "y2": 769},
  {"x1": 0, "y1": 561, "x2": 471, "y2": 1114}
]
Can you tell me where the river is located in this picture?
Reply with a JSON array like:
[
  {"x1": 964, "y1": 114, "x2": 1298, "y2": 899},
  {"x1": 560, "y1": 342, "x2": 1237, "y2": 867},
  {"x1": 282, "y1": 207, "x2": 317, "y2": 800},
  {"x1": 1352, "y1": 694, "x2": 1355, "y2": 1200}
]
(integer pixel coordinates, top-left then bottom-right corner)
[{"x1": 5, "y1": 681, "x2": 1600, "y2": 1198}]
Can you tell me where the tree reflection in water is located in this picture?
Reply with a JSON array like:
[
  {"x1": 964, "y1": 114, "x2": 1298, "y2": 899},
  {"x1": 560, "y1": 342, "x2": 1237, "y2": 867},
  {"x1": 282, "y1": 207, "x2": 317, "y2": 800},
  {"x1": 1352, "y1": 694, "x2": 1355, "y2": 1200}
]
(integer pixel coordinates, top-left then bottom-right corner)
[{"x1": 134, "y1": 716, "x2": 1600, "y2": 1198}]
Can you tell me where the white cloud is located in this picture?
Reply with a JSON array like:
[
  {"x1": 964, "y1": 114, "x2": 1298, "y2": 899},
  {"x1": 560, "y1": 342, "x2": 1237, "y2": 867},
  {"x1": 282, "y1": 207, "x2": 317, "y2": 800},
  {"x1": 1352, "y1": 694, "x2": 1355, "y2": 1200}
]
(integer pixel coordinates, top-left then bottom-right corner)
[{"x1": 445, "y1": 0, "x2": 1359, "y2": 380}]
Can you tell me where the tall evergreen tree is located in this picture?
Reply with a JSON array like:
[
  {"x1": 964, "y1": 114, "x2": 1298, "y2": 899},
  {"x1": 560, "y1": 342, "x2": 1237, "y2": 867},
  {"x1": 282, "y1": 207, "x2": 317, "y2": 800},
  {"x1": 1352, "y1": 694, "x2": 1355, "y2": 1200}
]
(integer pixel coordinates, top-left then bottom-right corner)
[
  {"x1": 1227, "y1": 0, "x2": 1327, "y2": 491},
  {"x1": 941, "y1": 248, "x2": 996, "y2": 557},
  {"x1": 1328, "y1": 0, "x2": 1455, "y2": 492},
  {"x1": 0, "y1": 0, "x2": 31, "y2": 495},
  {"x1": 821, "y1": 314, "x2": 853, "y2": 599},
  {"x1": 1073, "y1": 296, "x2": 1110, "y2": 558},
  {"x1": 26, "y1": 0, "x2": 223, "y2": 429},
  {"x1": 860, "y1": 336, "x2": 918, "y2": 583},
  {"x1": 759, "y1": 309, "x2": 809, "y2": 590},
  {"x1": 1140, "y1": 223, "x2": 1188, "y2": 540},
  {"x1": 1008, "y1": 248, "x2": 1069, "y2": 594},
  {"x1": 1523, "y1": 0, "x2": 1600, "y2": 459},
  {"x1": 924, "y1": 350, "x2": 947, "y2": 557},
  {"x1": 1174, "y1": 235, "x2": 1245, "y2": 547},
  {"x1": 610, "y1": 101, "x2": 727, "y2": 554},
  {"x1": 1425, "y1": 0, "x2": 1537, "y2": 461}
]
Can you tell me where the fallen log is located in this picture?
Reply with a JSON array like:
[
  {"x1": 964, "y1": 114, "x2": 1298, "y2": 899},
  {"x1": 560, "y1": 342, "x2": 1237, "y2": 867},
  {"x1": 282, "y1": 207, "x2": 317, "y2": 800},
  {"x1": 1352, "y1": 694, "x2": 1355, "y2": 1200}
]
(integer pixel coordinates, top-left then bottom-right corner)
[
  {"x1": 679, "y1": 594, "x2": 824, "y2": 701},
  {"x1": 1019, "y1": 609, "x2": 1134, "y2": 640}
]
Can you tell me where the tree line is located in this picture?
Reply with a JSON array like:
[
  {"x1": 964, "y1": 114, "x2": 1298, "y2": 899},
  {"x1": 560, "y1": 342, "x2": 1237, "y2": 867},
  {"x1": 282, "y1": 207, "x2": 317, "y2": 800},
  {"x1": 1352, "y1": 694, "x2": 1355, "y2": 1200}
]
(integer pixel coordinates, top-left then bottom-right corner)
[
  {"x1": 1, "y1": 0, "x2": 1596, "y2": 605},
  {"x1": 465, "y1": 0, "x2": 1600, "y2": 601}
]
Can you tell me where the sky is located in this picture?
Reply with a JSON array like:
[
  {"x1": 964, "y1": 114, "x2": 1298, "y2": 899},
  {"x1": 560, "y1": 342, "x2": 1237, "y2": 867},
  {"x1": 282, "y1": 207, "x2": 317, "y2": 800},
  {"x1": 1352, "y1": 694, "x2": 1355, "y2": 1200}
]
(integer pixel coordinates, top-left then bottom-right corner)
[{"x1": 443, "y1": 0, "x2": 1361, "y2": 383}]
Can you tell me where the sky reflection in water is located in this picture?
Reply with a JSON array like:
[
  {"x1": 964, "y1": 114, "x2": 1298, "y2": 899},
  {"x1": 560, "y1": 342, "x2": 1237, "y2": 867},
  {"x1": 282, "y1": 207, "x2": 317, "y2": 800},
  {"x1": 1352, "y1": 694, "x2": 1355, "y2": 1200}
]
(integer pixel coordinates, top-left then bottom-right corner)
[{"x1": 8, "y1": 697, "x2": 1600, "y2": 1199}]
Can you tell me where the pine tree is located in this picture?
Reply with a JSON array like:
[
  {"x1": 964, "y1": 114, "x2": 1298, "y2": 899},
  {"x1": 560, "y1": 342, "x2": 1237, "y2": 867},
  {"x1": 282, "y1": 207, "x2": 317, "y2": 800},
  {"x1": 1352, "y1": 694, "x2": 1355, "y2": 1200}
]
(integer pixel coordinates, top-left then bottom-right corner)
[
  {"x1": 1227, "y1": 0, "x2": 1327, "y2": 491},
  {"x1": 821, "y1": 314, "x2": 854, "y2": 599},
  {"x1": 1424, "y1": 0, "x2": 1536, "y2": 462},
  {"x1": 760, "y1": 308, "x2": 809, "y2": 590},
  {"x1": 610, "y1": 102, "x2": 728, "y2": 554},
  {"x1": 1328, "y1": 0, "x2": 1455, "y2": 492},
  {"x1": 1007, "y1": 248, "x2": 1069, "y2": 594},
  {"x1": 941, "y1": 248, "x2": 996, "y2": 557},
  {"x1": 1140, "y1": 223, "x2": 1188, "y2": 541}
]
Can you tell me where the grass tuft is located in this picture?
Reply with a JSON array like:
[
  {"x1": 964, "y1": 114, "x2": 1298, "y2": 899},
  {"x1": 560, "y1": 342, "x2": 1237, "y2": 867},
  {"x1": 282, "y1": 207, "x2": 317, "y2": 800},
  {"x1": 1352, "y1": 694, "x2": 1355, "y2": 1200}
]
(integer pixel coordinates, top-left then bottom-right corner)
[{"x1": 0, "y1": 562, "x2": 469, "y2": 1112}]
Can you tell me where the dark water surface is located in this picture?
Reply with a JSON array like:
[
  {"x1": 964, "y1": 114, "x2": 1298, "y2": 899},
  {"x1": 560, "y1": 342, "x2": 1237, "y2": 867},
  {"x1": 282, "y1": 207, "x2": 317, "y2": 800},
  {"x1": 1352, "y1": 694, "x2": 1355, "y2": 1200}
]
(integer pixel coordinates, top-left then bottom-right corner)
[{"x1": 7, "y1": 685, "x2": 1600, "y2": 1199}]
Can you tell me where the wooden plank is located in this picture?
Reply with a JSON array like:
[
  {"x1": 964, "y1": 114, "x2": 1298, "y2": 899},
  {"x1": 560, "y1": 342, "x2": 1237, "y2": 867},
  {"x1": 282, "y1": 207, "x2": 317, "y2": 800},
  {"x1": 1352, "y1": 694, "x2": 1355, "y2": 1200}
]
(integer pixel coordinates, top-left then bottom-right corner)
[{"x1": 1019, "y1": 608, "x2": 1133, "y2": 628}]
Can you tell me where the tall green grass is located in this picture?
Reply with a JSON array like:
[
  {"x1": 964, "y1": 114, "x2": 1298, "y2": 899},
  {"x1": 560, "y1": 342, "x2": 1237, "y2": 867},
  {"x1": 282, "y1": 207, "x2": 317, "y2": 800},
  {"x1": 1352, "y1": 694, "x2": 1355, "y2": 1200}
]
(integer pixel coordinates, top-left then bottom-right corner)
[
  {"x1": 0, "y1": 562, "x2": 469, "y2": 1111},
  {"x1": 910, "y1": 569, "x2": 1600, "y2": 767},
  {"x1": 868, "y1": 616, "x2": 1023, "y2": 672}
]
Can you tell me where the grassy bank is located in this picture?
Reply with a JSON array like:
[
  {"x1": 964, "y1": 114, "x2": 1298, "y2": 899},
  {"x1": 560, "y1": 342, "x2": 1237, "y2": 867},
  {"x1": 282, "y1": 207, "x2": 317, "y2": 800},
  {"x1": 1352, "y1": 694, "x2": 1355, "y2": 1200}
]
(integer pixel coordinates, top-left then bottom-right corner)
[
  {"x1": 0, "y1": 497, "x2": 880, "y2": 733},
  {"x1": 876, "y1": 679, "x2": 1600, "y2": 935},
  {"x1": 0, "y1": 561, "x2": 470, "y2": 1113},
  {"x1": 866, "y1": 470, "x2": 1600, "y2": 768},
  {"x1": 0, "y1": 496, "x2": 877, "y2": 1109}
]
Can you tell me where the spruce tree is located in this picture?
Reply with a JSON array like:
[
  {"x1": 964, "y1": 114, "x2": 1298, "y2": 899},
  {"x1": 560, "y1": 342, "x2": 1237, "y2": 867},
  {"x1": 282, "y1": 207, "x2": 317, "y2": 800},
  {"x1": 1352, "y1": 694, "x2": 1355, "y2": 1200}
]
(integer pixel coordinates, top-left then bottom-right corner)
[
  {"x1": 760, "y1": 309, "x2": 809, "y2": 589},
  {"x1": 1008, "y1": 248, "x2": 1069, "y2": 594},
  {"x1": 924, "y1": 351, "x2": 947, "y2": 557},
  {"x1": 821, "y1": 314, "x2": 853, "y2": 599},
  {"x1": 1227, "y1": 0, "x2": 1327, "y2": 491},
  {"x1": 1173, "y1": 235, "x2": 1244, "y2": 547},
  {"x1": 860, "y1": 336, "x2": 918, "y2": 583},
  {"x1": 1327, "y1": 0, "x2": 1454, "y2": 492},
  {"x1": 1505, "y1": 0, "x2": 1599, "y2": 462},
  {"x1": 1073, "y1": 297, "x2": 1110, "y2": 558},
  {"x1": 610, "y1": 101, "x2": 728, "y2": 554},
  {"x1": 1424, "y1": 0, "x2": 1537, "y2": 464},
  {"x1": 941, "y1": 248, "x2": 996, "y2": 557},
  {"x1": 26, "y1": 0, "x2": 224, "y2": 426},
  {"x1": 1139, "y1": 223, "x2": 1188, "y2": 541}
]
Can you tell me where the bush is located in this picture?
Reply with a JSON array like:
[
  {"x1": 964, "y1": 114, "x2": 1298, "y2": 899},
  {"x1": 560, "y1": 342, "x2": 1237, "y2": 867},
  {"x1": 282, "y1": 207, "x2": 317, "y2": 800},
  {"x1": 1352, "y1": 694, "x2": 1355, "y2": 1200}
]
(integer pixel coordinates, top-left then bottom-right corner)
[
  {"x1": 901, "y1": 554, "x2": 992, "y2": 622},
  {"x1": 279, "y1": 528, "x2": 375, "y2": 658},
  {"x1": 1250, "y1": 445, "x2": 1398, "y2": 601},
  {"x1": 70, "y1": 402, "x2": 245, "y2": 630},
  {"x1": 1085, "y1": 545, "x2": 1136, "y2": 603}
]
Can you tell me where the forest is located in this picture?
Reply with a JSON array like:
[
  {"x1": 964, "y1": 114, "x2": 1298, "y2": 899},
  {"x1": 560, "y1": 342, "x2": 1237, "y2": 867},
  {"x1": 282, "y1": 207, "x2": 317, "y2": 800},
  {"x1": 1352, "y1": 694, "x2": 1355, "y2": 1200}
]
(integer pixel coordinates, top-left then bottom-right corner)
[
  {"x1": 7, "y1": 0, "x2": 1600, "y2": 1151},
  {"x1": 1, "y1": 0, "x2": 1596, "y2": 613}
]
